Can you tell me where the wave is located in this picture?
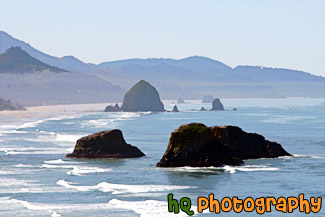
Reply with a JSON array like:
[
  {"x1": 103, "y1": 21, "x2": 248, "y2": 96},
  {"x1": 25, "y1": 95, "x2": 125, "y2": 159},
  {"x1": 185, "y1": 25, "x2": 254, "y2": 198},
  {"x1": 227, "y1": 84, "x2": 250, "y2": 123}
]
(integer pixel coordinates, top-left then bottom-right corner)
[
  {"x1": 279, "y1": 154, "x2": 325, "y2": 159},
  {"x1": 57, "y1": 180, "x2": 196, "y2": 194},
  {"x1": 43, "y1": 159, "x2": 82, "y2": 164},
  {"x1": 108, "y1": 199, "x2": 203, "y2": 217},
  {"x1": 17, "y1": 120, "x2": 47, "y2": 129},
  {"x1": 55, "y1": 133, "x2": 86, "y2": 143},
  {"x1": 161, "y1": 165, "x2": 279, "y2": 174},
  {"x1": 222, "y1": 165, "x2": 279, "y2": 174},
  {"x1": 41, "y1": 164, "x2": 112, "y2": 176}
]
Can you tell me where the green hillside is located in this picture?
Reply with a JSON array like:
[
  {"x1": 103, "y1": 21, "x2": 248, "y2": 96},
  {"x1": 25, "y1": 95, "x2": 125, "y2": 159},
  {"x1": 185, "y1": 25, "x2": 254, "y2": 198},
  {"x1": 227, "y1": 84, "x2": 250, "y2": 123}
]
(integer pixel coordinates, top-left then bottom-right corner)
[{"x1": 0, "y1": 47, "x2": 68, "y2": 73}]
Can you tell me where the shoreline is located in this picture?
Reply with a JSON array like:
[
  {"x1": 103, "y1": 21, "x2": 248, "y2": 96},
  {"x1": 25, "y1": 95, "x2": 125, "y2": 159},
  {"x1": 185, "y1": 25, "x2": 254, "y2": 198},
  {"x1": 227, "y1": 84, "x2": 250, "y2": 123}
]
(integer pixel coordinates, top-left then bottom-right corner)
[{"x1": 0, "y1": 103, "x2": 110, "y2": 123}]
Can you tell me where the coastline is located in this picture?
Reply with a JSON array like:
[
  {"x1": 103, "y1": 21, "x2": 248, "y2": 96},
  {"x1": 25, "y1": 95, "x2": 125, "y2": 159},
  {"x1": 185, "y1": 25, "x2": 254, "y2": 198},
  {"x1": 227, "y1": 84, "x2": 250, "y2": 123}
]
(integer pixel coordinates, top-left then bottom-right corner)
[{"x1": 0, "y1": 103, "x2": 111, "y2": 123}]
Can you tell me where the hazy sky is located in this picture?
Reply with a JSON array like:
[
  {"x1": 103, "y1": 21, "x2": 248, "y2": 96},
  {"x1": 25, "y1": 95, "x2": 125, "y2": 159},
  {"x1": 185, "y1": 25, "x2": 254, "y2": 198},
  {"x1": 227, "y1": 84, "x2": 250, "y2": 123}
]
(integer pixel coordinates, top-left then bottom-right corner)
[{"x1": 0, "y1": 0, "x2": 324, "y2": 76}]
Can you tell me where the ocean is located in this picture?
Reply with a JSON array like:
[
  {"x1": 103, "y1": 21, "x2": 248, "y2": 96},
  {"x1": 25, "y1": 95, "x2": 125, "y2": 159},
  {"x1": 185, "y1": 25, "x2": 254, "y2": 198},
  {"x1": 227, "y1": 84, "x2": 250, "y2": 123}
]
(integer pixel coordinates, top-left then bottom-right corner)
[{"x1": 0, "y1": 98, "x2": 324, "y2": 217}]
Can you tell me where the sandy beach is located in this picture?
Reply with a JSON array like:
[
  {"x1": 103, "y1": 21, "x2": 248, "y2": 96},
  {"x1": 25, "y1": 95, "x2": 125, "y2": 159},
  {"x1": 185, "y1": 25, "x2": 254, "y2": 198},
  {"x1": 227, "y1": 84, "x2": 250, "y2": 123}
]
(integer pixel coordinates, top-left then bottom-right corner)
[{"x1": 0, "y1": 103, "x2": 113, "y2": 123}]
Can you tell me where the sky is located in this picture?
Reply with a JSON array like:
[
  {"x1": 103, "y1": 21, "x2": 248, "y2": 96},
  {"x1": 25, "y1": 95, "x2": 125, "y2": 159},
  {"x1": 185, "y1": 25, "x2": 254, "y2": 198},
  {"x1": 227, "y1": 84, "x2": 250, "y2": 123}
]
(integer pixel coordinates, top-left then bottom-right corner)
[{"x1": 0, "y1": 0, "x2": 324, "y2": 76}]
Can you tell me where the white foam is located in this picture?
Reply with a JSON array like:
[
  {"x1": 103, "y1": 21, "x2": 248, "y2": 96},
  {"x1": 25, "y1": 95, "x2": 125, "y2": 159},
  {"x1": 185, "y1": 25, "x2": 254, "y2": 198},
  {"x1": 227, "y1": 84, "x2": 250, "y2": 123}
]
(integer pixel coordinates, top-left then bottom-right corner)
[
  {"x1": 280, "y1": 154, "x2": 325, "y2": 159},
  {"x1": 13, "y1": 164, "x2": 35, "y2": 168},
  {"x1": 17, "y1": 120, "x2": 46, "y2": 129},
  {"x1": 55, "y1": 134, "x2": 85, "y2": 143},
  {"x1": 57, "y1": 180, "x2": 196, "y2": 194},
  {"x1": 222, "y1": 165, "x2": 279, "y2": 174},
  {"x1": 108, "y1": 199, "x2": 201, "y2": 217},
  {"x1": 43, "y1": 159, "x2": 82, "y2": 164},
  {"x1": 66, "y1": 167, "x2": 112, "y2": 176},
  {"x1": 41, "y1": 164, "x2": 112, "y2": 176},
  {"x1": 0, "y1": 196, "x2": 115, "y2": 216}
]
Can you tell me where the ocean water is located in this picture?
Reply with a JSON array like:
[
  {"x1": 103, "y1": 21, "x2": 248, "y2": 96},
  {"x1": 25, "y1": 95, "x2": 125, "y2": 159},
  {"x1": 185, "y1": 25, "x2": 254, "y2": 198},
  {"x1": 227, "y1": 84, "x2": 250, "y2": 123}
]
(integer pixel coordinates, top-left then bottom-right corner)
[{"x1": 0, "y1": 98, "x2": 324, "y2": 217}]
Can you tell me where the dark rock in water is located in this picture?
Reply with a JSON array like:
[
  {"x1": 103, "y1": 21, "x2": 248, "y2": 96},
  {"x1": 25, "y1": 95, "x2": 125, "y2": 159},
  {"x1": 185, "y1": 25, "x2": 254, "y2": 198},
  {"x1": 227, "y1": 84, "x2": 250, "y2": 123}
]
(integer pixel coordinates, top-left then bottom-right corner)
[
  {"x1": 233, "y1": 108, "x2": 237, "y2": 111},
  {"x1": 66, "y1": 129, "x2": 145, "y2": 159},
  {"x1": 177, "y1": 98, "x2": 185, "y2": 103},
  {"x1": 211, "y1": 98, "x2": 224, "y2": 110},
  {"x1": 104, "y1": 103, "x2": 122, "y2": 112},
  {"x1": 157, "y1": 123, "x2": 290, "y2": 167},
  {"x1": 202, "y1": 95, "x2": 214, "y2": 103},
  {"x1": 200, "y1": 107, "x2": 207, "y2": 111},
  {"x1": 0, "y1": 97, "x2": 25, "y2": 111},
  {"x1": 121, "y1": 80, "x2": 164, "y2": 112},
  {"x1": 172, "y1": 105, "x2": 179, "y2": 112}
]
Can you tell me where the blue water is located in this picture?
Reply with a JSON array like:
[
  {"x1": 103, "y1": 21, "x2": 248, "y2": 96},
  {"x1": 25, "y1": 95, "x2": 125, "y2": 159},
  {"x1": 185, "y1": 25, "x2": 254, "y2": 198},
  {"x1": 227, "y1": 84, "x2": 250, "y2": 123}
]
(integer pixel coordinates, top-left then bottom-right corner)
[{"x1": 0, "y1": 98, "x2": 324, "y2": 216}]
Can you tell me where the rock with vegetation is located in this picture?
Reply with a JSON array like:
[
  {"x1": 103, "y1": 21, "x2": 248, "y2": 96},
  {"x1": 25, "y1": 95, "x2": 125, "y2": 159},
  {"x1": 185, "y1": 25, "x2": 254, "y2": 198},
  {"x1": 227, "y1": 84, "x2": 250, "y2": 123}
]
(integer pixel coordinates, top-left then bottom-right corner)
[
  {"x1": 157, "y1": 123, "x2": 290, "y2": 167},
  {"x1": 172, "y1": 105, "x2": 179, "y2": 112},
  {"x1": 177, "y1": 98, "x2": 185, "y2": 103},
  {"x1": 202, "y1": 95, "x2": 214, "y2": 103},
  {"x1": 104, "y1": 104, "x2": 122, "y2": 112},
  {"x1": 0, "y1": 97, "x2": 25, "y2": 111},
  {"x1": 211, "y1": 98, "x2": 224, "y2": 110},
  {"x1": 66, "y1": 129, "x2": 145, "y2": 159},
  {"x1": 121, "y1": 80, "x2": 164, "y2": 112},
  {"x1": 0, "y1": 47, "x2": 68, "y2": 73}
]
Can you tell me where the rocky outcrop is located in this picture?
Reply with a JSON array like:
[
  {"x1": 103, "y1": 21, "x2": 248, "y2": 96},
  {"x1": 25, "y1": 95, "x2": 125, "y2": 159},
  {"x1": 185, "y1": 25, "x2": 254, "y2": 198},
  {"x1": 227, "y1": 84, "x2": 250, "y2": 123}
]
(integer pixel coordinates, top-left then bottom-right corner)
[
  {"x1": 202, "y1": 95, "x2": 214, "y2": 103},
  {"x1": 200, "y1": 107, "x2": 207, "y2": 111},
  {"x1": 0, "y1": 97, "x2": 25, "y2": 111},
  {"x1": 233, "y1": 108, "x2": 237, "y2": 111},
  {"x1": 121, "y1": 80, "x2": 164, "y2": 112},
  {"x1": 104, "y1": 104, "x2": 122, "y2": 112},
  {"x1": 211, "y1": 98, "x2": 224, "y2": 110},
  {"x1": 177, "y1": 98, "x2": 185, "y2": 103},
  {"x1": 172, "y1": 105, "x2": 179, "y2": 112},
  {"x1": 157, "y1": 123, "x2": 290, "y2": 167},
  {"x1": 66, "y1": 130, "x2": 145, "y2": 159}
]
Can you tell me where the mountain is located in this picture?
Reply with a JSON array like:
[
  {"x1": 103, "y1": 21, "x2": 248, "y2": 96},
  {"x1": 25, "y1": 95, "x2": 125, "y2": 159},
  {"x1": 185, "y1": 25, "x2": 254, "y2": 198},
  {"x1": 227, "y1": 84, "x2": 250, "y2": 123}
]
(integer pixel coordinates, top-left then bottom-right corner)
[
  {"x1": 0, "y1": 47, "x2": 68, "y2": 73},
  {"x1": 234, "y1": 66, "x2": 325, "y2": 97},
  {"x1": 0, "y1": 43, "x2": 124, "y2": 105},
  {"x1": 96, "y1": 56, "x2": 325, "y2": 98},
  {"x1": 0, "y1": 31, "x2": 94, "y2": 72},
  {"x1": 1, "y1": 30, "x2": 324, "y2": 99}
]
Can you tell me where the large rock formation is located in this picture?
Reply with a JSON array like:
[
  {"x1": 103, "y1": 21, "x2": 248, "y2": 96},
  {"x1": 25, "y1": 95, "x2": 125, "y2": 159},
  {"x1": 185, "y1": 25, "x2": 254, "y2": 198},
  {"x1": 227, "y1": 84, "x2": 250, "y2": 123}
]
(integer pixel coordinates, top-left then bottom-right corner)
[
  {"x1": 202, "y1": 95, "x2": 214, "y2": 103},
  {"x1": 66, "y1": 130, "x2": 145, "y2": 159},
  {"x1": 157, "y1": 123, "x2": 290, "y2": 167},
  {"x1": 211, "y1": 98, "x2": 224, "y2": 110},
  {"x1": 120, "y1": 80, "x2": 164, "y2": 112}
]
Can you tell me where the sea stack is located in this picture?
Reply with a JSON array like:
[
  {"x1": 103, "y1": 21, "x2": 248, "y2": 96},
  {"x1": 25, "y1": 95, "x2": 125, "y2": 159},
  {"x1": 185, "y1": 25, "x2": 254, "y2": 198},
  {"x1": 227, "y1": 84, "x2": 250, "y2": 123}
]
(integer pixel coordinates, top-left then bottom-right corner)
[
  {"x1": 172, "y1": 105, "x2": 179, "y2": 112},
  {"x1": 202, "y1": 95, "x2": 214, "y2": 103},
  {"x1": 66, "y1": 130, "x2": 145, "y2": 159},
  {"x1": 121, "y1": 80, "x2": 164, "y2": 112},
  {"x1": 157, "y1": 123, "x2": 290, "y2": 167},
  {"x1": 211, "y1": 98, "x2": 224, "y2": 110},
  {"x1": 104, "y1": 103, "x2": 122, "y2": 112}
]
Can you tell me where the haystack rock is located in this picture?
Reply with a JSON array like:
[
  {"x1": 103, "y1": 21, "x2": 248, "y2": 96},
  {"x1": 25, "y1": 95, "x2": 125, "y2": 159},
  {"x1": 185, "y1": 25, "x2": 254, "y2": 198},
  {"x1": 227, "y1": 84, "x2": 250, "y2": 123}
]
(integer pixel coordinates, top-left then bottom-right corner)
[
  {"x1": 157, "y1": 123, "x2": 290, "y2": 167},
  {"x1": 211, "y1": 98, "x2": 224, "y2": 110},
  {"x1": 177, "y1": 98, "x2": 185, "y2": 103},
  {"x1": 172, "y1": 105, "x2": 179, "y2": 112},
  {"x1": 121, "y1": 80, "x2": 164, "y2": 112},
  {"x1": 66, "y1": 130, "x2": 145, "y2": 159},
  {"x1": 202, "y1": 95, "x2": 214, "y2": 103}
]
